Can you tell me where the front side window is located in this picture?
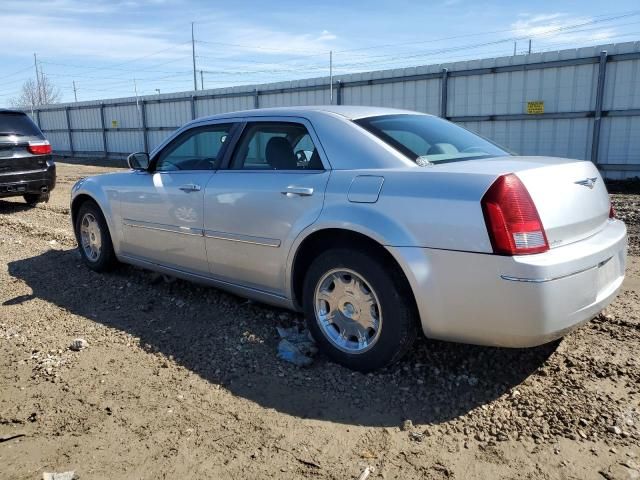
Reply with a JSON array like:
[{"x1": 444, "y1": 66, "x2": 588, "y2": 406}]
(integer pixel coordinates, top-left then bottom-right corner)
[
  {"x1": 156, "y1": 124, "x2": 231, "y2": 172},
  {"x1": 355, "y1": 114, "x2": 510, "y2": 165},
  {"x1": 231, "y1": 122, "x2": 323, "y2": 170}
]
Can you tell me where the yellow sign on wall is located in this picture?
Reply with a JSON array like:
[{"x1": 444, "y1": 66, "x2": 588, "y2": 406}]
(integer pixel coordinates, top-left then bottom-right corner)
[
  {"x1": 526, "y1": 101, "x2": 544, "y2": 114},
  {"x1": 111, "y1": 120, "x2": 119, "y2": 128}
]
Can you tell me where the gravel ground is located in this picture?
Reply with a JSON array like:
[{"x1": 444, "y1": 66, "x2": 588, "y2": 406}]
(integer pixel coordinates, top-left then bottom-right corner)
[{"x1": 0, "y1": 162, "x2": 639, "y2": 480}]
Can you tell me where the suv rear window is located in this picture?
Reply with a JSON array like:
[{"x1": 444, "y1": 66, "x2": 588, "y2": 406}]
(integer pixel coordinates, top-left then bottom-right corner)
[{"x1": 0, "y1": 112, "x2": 43, "y2": 138}]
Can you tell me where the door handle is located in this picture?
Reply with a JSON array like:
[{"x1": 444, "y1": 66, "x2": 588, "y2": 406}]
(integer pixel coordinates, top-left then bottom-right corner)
[
  {"x1": 281, "y1": 186, "x2": 314, "y2": 197},
  {"x1": 179, "y1": 183, "x2": 201, "y2": 192}
]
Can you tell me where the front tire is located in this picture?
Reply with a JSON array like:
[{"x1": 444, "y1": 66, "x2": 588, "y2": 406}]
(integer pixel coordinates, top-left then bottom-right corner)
[
  {"x1": 302, "y1": 248, "x2": 418, "y2": 372},
  {"x1": 75, "y1": 201, "x2": 117, "y2": 272}
]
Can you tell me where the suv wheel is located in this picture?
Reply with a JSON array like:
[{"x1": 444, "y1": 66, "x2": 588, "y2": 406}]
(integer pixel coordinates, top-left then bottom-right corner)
[
  {"x1": 303, "y1": 248, "x2": 418, "y2": 372},
  {"x1": 23, "y1": 192, "x2": 49, "y2": 205},
  {"x1": 75, "y1": 201, "x2": 117, "y2": 272}
]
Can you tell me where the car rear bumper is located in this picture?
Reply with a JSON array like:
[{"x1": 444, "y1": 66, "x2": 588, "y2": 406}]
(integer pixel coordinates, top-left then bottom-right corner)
[
  {"x1": 389, "y1": 219, "x2": 627, "y2": 347},
  {"x1": 0, "y1": 161, "x2": 56, "y2": 198}
]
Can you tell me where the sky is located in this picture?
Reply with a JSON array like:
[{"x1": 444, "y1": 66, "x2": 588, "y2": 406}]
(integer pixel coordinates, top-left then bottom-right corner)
[{"x1": 1, "y1": 0, "x2": 639, "y2": 106}]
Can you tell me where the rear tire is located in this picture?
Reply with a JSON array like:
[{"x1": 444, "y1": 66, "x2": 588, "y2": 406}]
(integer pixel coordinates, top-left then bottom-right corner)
[
  {"x1": 75, "y1": 201, "x2": 117, "y2": 272},
  {"x1": 302, "y1": 248, "x2": 418, "y2": 372},
  {"x1": 23, "y1": 192, "x2": 49, "y2": 205}
]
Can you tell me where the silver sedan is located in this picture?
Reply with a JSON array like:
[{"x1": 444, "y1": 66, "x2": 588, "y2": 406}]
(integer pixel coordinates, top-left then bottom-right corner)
[{"x1": 70, "y1": 106, "x2": 627, "y2": 371}]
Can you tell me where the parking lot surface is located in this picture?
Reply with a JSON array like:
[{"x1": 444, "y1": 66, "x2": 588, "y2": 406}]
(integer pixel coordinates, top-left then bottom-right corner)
[{"x1": 1, "y1": 161, "x2": 639, "y2": 479}]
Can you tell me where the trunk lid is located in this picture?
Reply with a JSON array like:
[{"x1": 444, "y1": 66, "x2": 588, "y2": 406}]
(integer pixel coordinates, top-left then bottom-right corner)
[
  {"x1": 514, "y1": 158, "x2": 610, "y2": 248},
  {"x1": 427, "y1": 156, "x2": 611, "y2": 249},
  {"x1": 0, "y1": 136, "x2": 48, "y2": 174}
]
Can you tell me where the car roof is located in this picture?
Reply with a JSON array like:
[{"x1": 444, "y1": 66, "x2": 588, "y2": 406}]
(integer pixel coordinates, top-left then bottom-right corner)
[
  {"x1": 196, "y1": 105, "x2": 425, "y2": 123},
  {"x1": 0, "y1": 108, "x2": 27, "y2": 115}
]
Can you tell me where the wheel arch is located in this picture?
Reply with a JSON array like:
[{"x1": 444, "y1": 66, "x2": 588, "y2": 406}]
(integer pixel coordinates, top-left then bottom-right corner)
[
  {"x1": 70, "y1": 191, "x2": 118, "y2": 251},
  {"x1": 289, "y1": 227, "x2": 418, "y2": 315}
]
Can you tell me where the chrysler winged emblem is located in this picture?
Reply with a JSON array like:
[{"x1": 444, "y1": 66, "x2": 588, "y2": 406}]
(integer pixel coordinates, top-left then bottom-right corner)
[{"x1": 574, "y1": 177, "x2": 598, "y2": 189}]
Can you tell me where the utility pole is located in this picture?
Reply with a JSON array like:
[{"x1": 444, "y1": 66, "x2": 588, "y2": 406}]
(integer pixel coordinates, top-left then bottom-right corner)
[
  {"x1": 329, "y1": 50, "x2": 333, "y2": 104},
  {"x1": 191, "y1": 22, "x2": 197, "y2": 91},
  {"x1": 155, "y1": 88, "x2": 161, "y2": 95},
  {"x1": 200, "y1": 70, "x2": 204, "y2": 90},
  {"x1": 33, "y1": 53, "x2": 41, "y2": 105},
  {"x1": 513, "y1": 41, "x2": 517, "y2": 56},
  {"x1": 72, "y1": 81, "x2": 78, "y2": 102},
  {"x1": 133, "y1": 79, "x2": 140, "y2": 113},
  {"x1": 528, "y1": 39, "x2": 532, "y2": 54}
]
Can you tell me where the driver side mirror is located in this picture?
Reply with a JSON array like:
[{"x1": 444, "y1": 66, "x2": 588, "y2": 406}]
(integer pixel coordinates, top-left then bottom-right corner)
[{"x1": 127, "y1": 152, "x2": 150, "y2": 171}]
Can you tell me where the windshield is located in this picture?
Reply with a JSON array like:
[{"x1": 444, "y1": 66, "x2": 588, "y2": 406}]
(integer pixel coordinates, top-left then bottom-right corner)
[{"x1": 355, "y1": 114, "x2": 510, "y2": 164}]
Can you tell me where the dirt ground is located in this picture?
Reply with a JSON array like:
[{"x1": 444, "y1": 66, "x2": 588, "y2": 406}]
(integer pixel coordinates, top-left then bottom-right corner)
[{"x1": 1, "y1": 161, "x2": 639, "y2": 480}]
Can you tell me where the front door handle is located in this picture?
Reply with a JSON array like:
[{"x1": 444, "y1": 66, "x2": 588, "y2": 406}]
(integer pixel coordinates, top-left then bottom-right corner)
[
  {"x1": 179, "y1": 183, "x2": 201, "y2": 193},
  {"x1": 281, "y1": 186, "x2": 314, "y2": 197}
]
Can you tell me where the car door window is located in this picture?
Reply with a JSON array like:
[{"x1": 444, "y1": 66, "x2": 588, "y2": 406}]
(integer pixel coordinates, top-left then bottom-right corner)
[
  {"x1": 231, "y1": 122, "x2": 323, "y2": 170},
  {"x1": 156, "y1": 124, "x2": 231, "y2": 172}
]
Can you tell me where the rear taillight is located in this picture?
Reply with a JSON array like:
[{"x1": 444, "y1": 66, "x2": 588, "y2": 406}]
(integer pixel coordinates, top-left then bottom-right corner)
[
  {"x1": 27, "y1": 141, "x2": 51, "y2": 155},
  {"x1": 481, "y1": 173, "x2": 549, "y2": 256},
  {"x1": 609, "y1": 203, "x2": 616, "y2": 219}
]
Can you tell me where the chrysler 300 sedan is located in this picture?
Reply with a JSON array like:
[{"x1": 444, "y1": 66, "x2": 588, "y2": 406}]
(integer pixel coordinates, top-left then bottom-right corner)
[{"x1": 70, "y1": 106, "x2": 627, "y2": 371}]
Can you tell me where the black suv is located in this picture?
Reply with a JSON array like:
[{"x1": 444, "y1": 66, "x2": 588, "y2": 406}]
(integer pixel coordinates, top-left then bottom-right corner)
[{"x1": 0, "y1": 109, "x2": 56, "y2": 205}]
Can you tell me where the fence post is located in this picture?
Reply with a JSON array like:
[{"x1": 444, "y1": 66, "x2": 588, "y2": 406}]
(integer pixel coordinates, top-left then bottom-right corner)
[
  {"x1": 591, "y1": 51, "x2": 608, "y2": 166},
  {"x1": 336, "y1": 81, "x2": 342, "y2": 105},
  {"x1": 100, "y1": 103, "x2": 108, "y2": 155},
  {"x1": 440, "y1": 68, "x2": 449, "y2": 119},
  {"x1": 64, "y1": 106, "x2": 74, "y2": 155},
  {"x1": 35, "y1": 110, "x2": 41, "y2": 129},
  {"x1": 140, "y1": 100, "x2": 149, "y2": 153},
  {"x1": 254, "y1": 89, "x2": 260, "y2": 109},
  {"x1": 190, "y1": 95, "x2": 196, "y2": 120}
]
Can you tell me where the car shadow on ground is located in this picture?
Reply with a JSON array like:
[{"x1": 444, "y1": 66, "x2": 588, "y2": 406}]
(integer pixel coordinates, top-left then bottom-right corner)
[
  {"x1": 8, "y1": 249, "x2": 558, "y2": 427},
  {"x1": 0, "y1": 199, "x2": 36, "y2": 213}
]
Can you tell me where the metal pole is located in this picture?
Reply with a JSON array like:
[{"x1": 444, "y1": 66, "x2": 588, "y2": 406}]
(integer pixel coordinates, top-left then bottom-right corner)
[
  {"x1": 191, "y1": 22, "x2": 198, "y2": 91},
  {"x1": 513, "y1": 41, "x2": 517, "y2": 56},
  {"x1": 254, "y1": 89, "x2": 259, "y2": 109},
  {"x1": 528, "y1": 39, "x2": 532, "y2": 54},
  {"x1": 141, "y1": 100, "x2": 149, "y2": 153},
  {"x1": 34, "y1": 109, "x2": 40, "y2": 129},
  {"x1": 329, "y1": 50, "x2": 333, "y2": 104},
  {"x1": 336, "y1": 80, "x2": 342, "y2": 105},
  {"x1": 200, "y1": 70, "x2": 204, "y2": 90},
  {"x1": 100, "y1": 103, "x2": 108, "y2": 155},
  {"x1": 73, "y1": 81, "x2": 78, "y2": 102},
  {"x1": 190, "y1": 95, "x2": 196, "y2": 120},
  {"x1": 591, "y1": 50, "x2": 608, "y2": 166},
  {"x1": 64, "y1": 106, "x2": 74, "y2": 155},
  {"x1": 440, "y1": 68, "x2": 449, "y2": 119},
  {"x1": 33, "y1": 53, "x2": 41, "y2": 105}
]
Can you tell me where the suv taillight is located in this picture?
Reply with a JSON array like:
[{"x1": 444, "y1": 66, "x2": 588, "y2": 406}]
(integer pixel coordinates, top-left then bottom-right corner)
[
  {"x1": 481, "y1": 174, "x2": 549, "y2": 256},
  {"x1": 28, "y1": 141, "x2": 51, "y2": 155}
]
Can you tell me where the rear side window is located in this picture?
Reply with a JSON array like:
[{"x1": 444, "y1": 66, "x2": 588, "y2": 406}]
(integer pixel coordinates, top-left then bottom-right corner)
[
  {"x1": 0, "y1": 112, "x2": 43, "y2": 138},
  {"x1": 355, "y1": 114, "x2": 509, "y2": 165},
  {"x1": 231, "y1": 122, "x2": 323, "y2": 170}
]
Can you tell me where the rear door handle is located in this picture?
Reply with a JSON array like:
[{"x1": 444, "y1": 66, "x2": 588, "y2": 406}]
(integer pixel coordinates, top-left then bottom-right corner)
[
  {"x1": 281, "y1": 186, "x2": 314, "y2": 197},
  {"x1": 179, "y1": 183, "x2": 201, "y2": 193}
]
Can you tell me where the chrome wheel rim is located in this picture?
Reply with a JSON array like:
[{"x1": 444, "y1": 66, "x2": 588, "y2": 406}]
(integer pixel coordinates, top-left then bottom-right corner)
[
  {"x1": 80, "y1": 213, "x2": 102, "y2": 262},
  {"x1": 314, "y1": 268, "x2": 382, "y2": 354}
]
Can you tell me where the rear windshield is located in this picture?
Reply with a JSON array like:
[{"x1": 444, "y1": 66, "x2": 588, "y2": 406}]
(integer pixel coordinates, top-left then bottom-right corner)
[
  {"x1": 0, "y1": 112, "x2": 43, "y2": 138},
  {"x1": 355, "y1": 114, "x2": 510, "y2": 165}
]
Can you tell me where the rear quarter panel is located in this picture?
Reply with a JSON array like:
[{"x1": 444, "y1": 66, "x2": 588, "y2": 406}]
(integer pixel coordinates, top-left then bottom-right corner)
[{"x1": 315, "y1": 169, "x2": 496, "y2": 252}]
